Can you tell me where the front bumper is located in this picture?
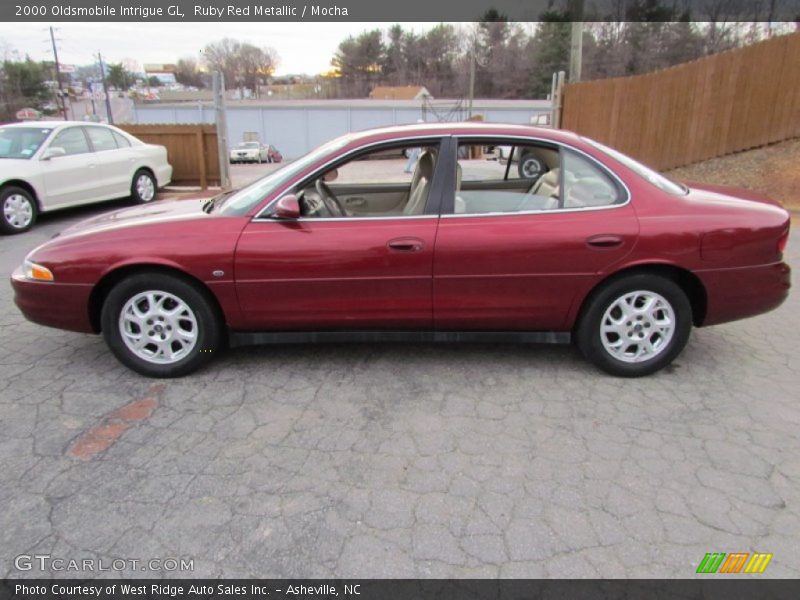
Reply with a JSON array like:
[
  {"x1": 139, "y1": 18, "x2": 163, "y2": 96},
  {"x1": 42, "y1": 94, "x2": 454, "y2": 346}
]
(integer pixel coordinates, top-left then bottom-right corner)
[
  {"x1": 698, "y1": 261, "x2": 791, "y2": 326},
  {"x1": 11, "y1": 267, "x2": 94, "y2": 333}
]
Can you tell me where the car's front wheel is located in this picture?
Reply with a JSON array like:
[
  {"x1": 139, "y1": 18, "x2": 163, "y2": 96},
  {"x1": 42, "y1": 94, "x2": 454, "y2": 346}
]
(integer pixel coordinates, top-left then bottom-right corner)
[
  {"x1": 575, "y1": 274, "x2": 692, "y2": 377},
  {"x1": 0, "y1": 186, "x2": 37, "y2": 234},
  {"x1": 101, "y1": 273, "x2": 222, "y2": 377},
  {"x1": 130, "y1": 169, "x2": 157, "y2": 204}
]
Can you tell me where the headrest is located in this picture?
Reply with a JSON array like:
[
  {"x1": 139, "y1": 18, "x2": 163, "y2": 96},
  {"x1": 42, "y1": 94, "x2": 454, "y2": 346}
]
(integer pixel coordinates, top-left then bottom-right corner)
[{"x1": 415, "y1": 150, "x2": 435, "y2": 180}]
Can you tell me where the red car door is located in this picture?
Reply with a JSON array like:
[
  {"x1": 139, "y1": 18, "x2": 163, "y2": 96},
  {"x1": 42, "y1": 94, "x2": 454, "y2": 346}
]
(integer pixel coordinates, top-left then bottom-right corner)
[
  {"x1": 234, "y1": 138, "x2": 448, "y2": 331},
  {"x1": 235, "y1": 217, "x2": 438, "y2": 330},
  {"x1": 433, "y1": 141, "x2": 639, "y2": 331}
]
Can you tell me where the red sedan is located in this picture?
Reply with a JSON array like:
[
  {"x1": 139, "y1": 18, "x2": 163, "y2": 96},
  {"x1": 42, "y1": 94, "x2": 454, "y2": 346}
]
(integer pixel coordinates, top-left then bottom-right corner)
[{"x1": 10, "y1": 123, "x2": 791, "y2": 378}]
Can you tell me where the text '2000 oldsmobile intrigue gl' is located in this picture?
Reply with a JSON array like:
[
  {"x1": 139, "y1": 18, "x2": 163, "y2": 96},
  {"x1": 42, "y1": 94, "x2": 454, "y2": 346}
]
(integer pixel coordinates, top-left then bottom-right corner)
[{"x1": 11, "y1": 123, "x2": 791, "y2": 377}]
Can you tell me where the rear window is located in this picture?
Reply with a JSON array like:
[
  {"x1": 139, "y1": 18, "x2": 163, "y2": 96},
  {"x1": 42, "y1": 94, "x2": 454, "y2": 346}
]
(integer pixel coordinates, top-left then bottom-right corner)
[{"x1": 582, "y1": 137, "x2": 687, "y2": 195}]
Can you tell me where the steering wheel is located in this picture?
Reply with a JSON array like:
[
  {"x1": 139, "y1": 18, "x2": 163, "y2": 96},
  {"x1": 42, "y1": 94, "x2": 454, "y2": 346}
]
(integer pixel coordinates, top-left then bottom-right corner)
[{"x1": 315, "y1": 179, "x2": 347, "y2": 217}]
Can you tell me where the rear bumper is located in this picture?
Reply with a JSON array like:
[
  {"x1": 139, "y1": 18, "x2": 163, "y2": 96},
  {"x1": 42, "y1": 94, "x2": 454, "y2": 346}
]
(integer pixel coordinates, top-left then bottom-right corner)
[
  {"x1": 155, "y1": 163, "x2": 173, "y2": 188},
  {"x1": 11, "y1": 267, "x2": 94, "y2": 333},
  {"x1": 698, "y1": 262, "x2": 791, "y2": 326}
]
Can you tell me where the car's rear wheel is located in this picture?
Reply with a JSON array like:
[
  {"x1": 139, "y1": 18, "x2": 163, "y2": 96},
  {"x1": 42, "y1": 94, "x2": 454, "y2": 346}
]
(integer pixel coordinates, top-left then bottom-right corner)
[
  {"x1": 130, "y1": 169, "x2": 157, "y2": 204},
  {"x1": 101, "y1": 273, "x2": 222, "y2": 377},
  {"x1": 576, "y1": 274, "x2": 692, "y2": 377},
  {"x1": 1, "y1": 186, "x2": 37, "y2": 234},
  {"x1": 517, "y1": 153, "x2": 544, "y2": 179}
]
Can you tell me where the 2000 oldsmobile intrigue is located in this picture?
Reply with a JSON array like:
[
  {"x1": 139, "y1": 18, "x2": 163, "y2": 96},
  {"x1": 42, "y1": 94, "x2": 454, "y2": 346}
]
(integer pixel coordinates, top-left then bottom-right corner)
[{"x1": 11, "y1": 123, "x2": 791, "y2": 377}]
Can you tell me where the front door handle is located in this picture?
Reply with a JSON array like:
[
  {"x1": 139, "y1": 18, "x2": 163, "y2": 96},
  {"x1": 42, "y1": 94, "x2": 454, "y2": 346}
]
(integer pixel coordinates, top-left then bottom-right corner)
[
  {"x1": 345, "y1": 197, "x2": 366, "y2": 207},
  {"x1": 387, "y1": 237, "x2": 424, "y2": 252},
  {"x1": 586, "y1": 234, "x2": 623, "y2": 249}
]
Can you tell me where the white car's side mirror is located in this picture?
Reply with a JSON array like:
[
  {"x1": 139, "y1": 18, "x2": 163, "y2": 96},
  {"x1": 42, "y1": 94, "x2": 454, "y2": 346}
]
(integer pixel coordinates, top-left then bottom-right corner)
[{"x1": 41, "y1": 147, "x2": 66, "y2": 160}]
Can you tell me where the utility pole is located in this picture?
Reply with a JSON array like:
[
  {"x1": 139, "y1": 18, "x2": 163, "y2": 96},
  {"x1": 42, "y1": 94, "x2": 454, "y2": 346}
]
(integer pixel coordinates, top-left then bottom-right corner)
[
  {"x1": 551, "y1": 70, "x2": 565, "y2": 129},
  {"x1": 467, "y1": 47, "x2": 475, "y2": 118},
  {"x1": 568, "y1": 0, "x2": 584, "y2": 83},
  {"x1": 49, "y1": 26, "x2": 68, "y2": 120},
  {"x1": 213, "y1": 71, "x2": 231, "y2": 190},
  {"x1": 97, "y1": 52, "x2": 114, "y2": 124}
]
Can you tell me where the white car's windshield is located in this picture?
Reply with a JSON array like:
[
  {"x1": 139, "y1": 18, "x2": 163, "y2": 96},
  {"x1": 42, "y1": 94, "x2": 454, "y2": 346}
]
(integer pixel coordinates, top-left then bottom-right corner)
[
  {"x1": 0, "y1": 127, "x2": 54, "y2": 159},
  {"x1": 219, "y1": 136, "x2": 351, "y2": 215},
  {"x1": 238, "y1": 142, "x2": 260, "y2": 148},
  {"x1": 582, "y1": 136, "x2": 688, "y2": 195}
]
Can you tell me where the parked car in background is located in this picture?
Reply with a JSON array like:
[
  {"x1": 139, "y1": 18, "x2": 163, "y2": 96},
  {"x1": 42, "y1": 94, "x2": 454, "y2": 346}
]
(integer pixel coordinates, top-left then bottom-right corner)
[
  {"x1": 229, "y1": 141, "x2": 282, "y2": 164},
  {"x1": 486, "y1": 145, "x2": 547, "y2": 179},
  {"x1": 266, "y1": 144, "x2": 282, "y2": 163},
  {"x1": 11, "y1": 122, "x2": 790, "y2": 378},
  {"x1": 0, "y1": 121, "x2": 172, "y2": 234}
]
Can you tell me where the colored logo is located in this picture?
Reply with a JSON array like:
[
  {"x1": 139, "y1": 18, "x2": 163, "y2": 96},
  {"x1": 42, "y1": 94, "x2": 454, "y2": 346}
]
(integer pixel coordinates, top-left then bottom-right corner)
[{"x1": 696, "y1": 552, "x2": 772, "y2": 574}]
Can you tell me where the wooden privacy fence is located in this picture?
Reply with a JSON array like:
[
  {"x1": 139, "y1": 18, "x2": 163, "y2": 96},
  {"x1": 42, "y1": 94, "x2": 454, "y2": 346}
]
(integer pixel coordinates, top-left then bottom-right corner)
[
  {"x1": 117, "y1": 124, "x2": 220, "y2": 188},
  {"x1": 561, "y1": 32, "x2": 800, "y2": 171}
]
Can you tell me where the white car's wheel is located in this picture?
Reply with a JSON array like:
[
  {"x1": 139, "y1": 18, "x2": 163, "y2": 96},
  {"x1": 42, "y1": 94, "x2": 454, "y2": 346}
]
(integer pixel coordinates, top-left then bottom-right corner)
[
  {"x1": 0, "y1": 186, "x2": 37, "y2": 234},
  {"x1": 518, "y1": 153, "x2": 544, "y2": 179},
  {"x1": 131, "y1": 170, "x2": 157, "y2": 204}
]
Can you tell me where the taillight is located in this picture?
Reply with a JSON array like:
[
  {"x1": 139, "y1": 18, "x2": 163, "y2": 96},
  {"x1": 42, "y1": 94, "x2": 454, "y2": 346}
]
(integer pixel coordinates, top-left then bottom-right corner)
[{"x1": 777, "y1": 228, "x2": 789, "y2": 254}]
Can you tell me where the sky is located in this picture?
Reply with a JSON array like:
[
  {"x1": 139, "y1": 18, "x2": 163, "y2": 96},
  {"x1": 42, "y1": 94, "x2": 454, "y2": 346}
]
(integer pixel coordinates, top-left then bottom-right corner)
[{"x1": 0, "y1": 22, "x2": 443, "y2": 75}]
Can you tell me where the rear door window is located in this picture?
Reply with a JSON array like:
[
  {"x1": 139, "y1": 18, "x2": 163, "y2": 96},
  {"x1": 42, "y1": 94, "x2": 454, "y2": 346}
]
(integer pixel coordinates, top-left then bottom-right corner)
[{"x1": 85, "y1": 127, "x2": 118, "y2": 152}]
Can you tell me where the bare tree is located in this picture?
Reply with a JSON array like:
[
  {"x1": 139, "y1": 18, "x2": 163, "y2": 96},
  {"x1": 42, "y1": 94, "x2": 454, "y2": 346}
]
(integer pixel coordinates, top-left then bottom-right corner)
[{"x1": 202, "y1": 38, "x2": 280, "y2": 96}]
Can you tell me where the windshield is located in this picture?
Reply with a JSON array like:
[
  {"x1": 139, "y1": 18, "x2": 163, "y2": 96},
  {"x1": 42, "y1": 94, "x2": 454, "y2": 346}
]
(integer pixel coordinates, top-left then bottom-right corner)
[
  {"x1": 581, "y1": 136, "x2": 687, "y2": 195},
  {"x1": 219, "y1": 136, "x2": 351, "y2": 215},
  {"x1": 239, "y1": 142, "x2": 259, "y2": 148},
  {"x1": 0, "y1": 127, "x2": 54, "y2": 159}
]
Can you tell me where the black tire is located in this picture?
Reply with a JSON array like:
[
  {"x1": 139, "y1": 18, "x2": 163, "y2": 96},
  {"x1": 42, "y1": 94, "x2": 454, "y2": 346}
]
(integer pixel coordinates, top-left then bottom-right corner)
[
  {"x1": 0, "y1": 185, "x2": 37, "y2": 234},
  {"x1": 517, "y1": 153, "x2": 544, "y2": 179},
  {"x1": 575, "y1": 274, "x2": 692, "y2": 377},
  {"x1": 130, "y1": 169, "x2": 157, "y2": 204},
  {"x1": 101, "y1": 273, "x2": 222, "y2": 378}
]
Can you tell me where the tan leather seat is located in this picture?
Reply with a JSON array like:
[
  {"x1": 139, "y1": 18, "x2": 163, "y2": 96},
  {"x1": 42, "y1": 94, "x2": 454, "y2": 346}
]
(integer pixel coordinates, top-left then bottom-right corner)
[
  {"x1": 529, "y1": 168, "x2": 559, "y2": 197},
  {"x1": 404, "y1": 151, "x2": 436, "y2": 215}
]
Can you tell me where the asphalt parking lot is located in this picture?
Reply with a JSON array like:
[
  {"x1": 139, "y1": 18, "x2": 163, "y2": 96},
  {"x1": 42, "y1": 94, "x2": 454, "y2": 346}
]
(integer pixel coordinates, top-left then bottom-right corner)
[{"x1": 1, "y1": 199, "x2": 798, "y2": 579}]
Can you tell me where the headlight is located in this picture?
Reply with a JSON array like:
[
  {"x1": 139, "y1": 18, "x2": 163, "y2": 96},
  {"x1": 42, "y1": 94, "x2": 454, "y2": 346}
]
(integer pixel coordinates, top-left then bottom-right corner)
[{"x1": 23, "y1": 259, "x2": 54, "y2": 282}]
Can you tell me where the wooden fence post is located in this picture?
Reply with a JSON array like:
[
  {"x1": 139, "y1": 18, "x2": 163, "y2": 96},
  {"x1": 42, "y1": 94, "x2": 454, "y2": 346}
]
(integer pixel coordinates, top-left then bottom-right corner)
[{"x1": 195, "y1": 129, "x2": 208, "y2": 190}]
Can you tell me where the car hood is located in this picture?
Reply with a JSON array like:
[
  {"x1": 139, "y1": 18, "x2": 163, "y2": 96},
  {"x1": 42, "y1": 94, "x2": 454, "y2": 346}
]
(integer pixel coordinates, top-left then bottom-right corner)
[
  {"x1": 0, "y1": 157, "x2": 38, "y2": 175},
  {"x1": 58, "y1": 198, "x2": 209, "y2": 238}
]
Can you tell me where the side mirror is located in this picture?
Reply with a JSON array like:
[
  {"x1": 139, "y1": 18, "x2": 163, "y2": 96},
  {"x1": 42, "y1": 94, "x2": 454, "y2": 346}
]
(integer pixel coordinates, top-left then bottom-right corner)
[
  {"x1": 41, "y1": 147, "x2": 66, "y2": 160},
  {"x1": 271, "y1": 194, "x2": 300, "y2": 220}
]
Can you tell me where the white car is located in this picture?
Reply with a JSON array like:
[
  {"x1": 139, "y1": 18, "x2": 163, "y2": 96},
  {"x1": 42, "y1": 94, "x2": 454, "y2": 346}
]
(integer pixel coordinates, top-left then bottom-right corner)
[
  {"x1": 0, "y1": 121, "x2": 172, "y2": 234},
  {"x1": 229, "y1": 141, "x2": 269, "y2": 164}
]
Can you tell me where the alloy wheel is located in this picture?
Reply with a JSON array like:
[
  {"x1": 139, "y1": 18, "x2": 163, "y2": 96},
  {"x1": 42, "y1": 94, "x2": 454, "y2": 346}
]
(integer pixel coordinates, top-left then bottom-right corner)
[
  {"x1": 599, "y1": 290, "x2": 675, "y2": 363},
  {"x1": 119, "y1": 290, "x2": 198, "y2": 364}
]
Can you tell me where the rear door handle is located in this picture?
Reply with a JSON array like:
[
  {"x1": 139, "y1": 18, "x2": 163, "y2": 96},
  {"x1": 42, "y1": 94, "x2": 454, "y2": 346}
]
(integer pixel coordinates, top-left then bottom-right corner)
[
  {"x1": 586, "y1": 234, "x2": 624, "y2": 249},
  {"x1": 387, "y1": 237, "x2": 424, "y2": 252}
]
